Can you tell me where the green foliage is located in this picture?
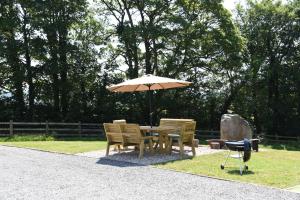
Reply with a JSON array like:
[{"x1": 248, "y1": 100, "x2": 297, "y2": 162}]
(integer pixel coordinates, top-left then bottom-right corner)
[
  {"x1": 0, "y1": 0, "x2": 299, "y2": 136},
  {"x1": 234, "y1": 0, "x2": 300, "y2": 136}
]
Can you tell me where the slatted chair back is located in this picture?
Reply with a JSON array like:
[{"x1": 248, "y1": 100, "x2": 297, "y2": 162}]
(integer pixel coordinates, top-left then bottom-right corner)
[
  {"x1": 180, "y1": 121, "x2": 196, "y2": 143},
  {"x1": 113, "y1": 119, "x2": 127, "y2": 131},
  {"x1": 103, "y1": 123, "x2": 123, "y2": 143},
  {"x1": 122, "y1": 124, "x2": 142, "y2": 145},
  {"x1": 113, "y1": 119, "x2": 127, "y2": 124},
  {"x1": 160, "y1": 118, "x2": 194, "y2": 128}
]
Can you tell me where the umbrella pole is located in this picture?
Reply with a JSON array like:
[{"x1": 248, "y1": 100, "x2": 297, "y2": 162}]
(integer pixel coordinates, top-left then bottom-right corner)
[{"x1": 148, "y1": 86, "x2": 152, "y2": 128}]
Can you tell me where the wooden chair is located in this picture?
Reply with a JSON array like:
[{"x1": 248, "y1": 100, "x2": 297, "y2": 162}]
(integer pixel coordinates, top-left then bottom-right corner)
[
  {"x1": 113, "y1": 119, "x2": 127, "y2": 150},
  {"x1": 155, "y1": 118, "x2": 195, "y2": 150},
  {"x1": 168, "y1": 121, "x2": 196, "y2": 158},
  {"x1": 103, "y1": 123, "x2": 123, "y2": 156},
  {"x1": 122, "y1": 124, "x2": 154, "y2": 159},
  {"x1": 159, "y1": 118, "x2": 195, "y2": 127}
]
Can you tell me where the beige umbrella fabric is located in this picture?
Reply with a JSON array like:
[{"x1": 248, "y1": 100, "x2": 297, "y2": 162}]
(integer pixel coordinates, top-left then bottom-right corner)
[
  {"x1": 107, "y1": 74, "x2": 191, "y2": 92},
  {"x1": 107, "y1": 74, "x2": 191, "y2": 126}
]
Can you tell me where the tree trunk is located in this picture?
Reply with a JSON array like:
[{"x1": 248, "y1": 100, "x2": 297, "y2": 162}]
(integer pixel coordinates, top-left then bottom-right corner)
[
  {"x1": 152, "y1": 39, "x2": 158, "y2": 74},
  {"x1": 138, "y1": 4, "x2": 152, "y2": 74},
  {"x1": 46, "y1": 29, "x2": 60, "y2": 118},
  {"x1": 208, "y1": 96, "x2": 216, "y2": 130},
  {"x1": 122, "y1": 0, "x2": 139, "y2": 77},
  {"x1": 7, "y1": 3, "x2": 25, "y2": 120},
  {"x1": 267, "y1": 46, "x2": 280, "y2": 135},
  {"x1": 8, "y1": 35, "x2": 25, "y2": 120},
  {"x1": 249, "y1": 52, "x2": 262, "y2": 134},
  {"x1": 59, "y1": 27, "x2": 69, "y2": 119},
  {"x1": 22, "y1": 7, "x2": 35, "y2": 120}
]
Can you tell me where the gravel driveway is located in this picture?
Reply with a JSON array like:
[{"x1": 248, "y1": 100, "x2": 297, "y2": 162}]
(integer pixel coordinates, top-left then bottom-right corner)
[{"x1": 0, "y1": 145, "x2": 299, "y2": 200}]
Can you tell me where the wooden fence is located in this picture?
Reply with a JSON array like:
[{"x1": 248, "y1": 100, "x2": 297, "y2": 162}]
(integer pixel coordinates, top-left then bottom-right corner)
[
  {"x1": 0, "y1": 121, "x2": 298, "y2": 142},
  {"x1": 0, "y1": 121, "x2": 103, "y2": 137}
]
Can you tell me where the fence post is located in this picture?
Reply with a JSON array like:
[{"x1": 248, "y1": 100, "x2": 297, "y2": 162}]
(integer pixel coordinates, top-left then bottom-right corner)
[
  {"x1": 78, "y1": 121, "x2": 82, "y2": 138},
  {"x1": 45, "y1": 121, "x2": 49, "y2": 135},
  {"x1": 9, "y1": 120, "x2": 13, "y2": 136}
]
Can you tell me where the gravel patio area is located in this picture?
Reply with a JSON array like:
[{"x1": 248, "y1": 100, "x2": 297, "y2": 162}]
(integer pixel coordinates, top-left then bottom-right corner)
[
  {"x1": 0, "y1": 145, "x2": 299, "y2": 200},
  {"x1": 76, "y1": 146, "x2": 223, "y2": 165}
]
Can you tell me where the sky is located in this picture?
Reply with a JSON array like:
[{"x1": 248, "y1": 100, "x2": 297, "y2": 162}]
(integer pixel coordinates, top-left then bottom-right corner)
[{"x1": 223, "y1": 0, "x2": 244, "y2": 11}]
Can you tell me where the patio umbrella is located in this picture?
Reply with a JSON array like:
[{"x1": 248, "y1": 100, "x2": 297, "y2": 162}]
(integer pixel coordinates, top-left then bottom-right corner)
[{"x1": 107, "y1": 74, "x2": 191, "y2": 126}]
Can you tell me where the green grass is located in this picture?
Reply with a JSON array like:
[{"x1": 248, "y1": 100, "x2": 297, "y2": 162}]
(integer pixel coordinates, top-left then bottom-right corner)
[
  {"x1": 156, "y1": 148, "x2": 300, "y2": 188},
  {"x1": 1, "y1": 141, "x2": 107, "y2": 154},
  {"x1": 0, "y1": 134, "x2": 55, "y2": 142},
  {"x1": 0, "y1": 135, "x2": 107, "y2": 154}
]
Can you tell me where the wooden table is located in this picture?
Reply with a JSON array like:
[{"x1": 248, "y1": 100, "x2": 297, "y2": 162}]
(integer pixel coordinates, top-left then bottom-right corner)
[{"x1": 140, "y1": 126, "x2": 179, "y2": 153}]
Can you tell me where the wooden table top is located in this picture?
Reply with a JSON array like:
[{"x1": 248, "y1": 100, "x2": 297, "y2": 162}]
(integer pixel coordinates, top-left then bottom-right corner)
[{"x1": 140, "y1": 125, "x2": 178, "y2": 132}]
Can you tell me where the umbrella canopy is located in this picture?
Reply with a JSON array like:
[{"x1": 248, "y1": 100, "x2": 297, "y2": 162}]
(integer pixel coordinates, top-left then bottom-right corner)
[
  {"x1": 107, "y1": 74, "x2": 191, "y2": 92},
  {"x1": 107, "y1": 74, "x2": 191, "y2": 126}
]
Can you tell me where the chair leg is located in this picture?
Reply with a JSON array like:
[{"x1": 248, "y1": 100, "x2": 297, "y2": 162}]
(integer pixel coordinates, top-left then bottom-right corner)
[
  {"x1": 168, "y1": 138, "x2": 173, "y2": 155},
  {"x1": 139, "y1": 141, "x2": 145, "y2": 159},
  {"x1": 113, "y1": 145, "x2": 117, "y2": 151},
  {"x1": 149, "y1": 139, "x2": 154, "y2": 154},
  {"x1": 106, "y1": 143, "x2": 110, "y2": 156},
  {"x1": 179, "y1": 139, "x2": 184, "y2": 158},
  {"x1": 159, "y1": 135, "x2": 164, "y2": 153},
  {"x1": 191, "y1": 141, "x2": 196, "y2": 156},
  {"x1": 117, "y1": 145, "x2": 121, "y2": 153},
  {"x1": 154, "y1": 139, "x2": 159, "y2": 149}
]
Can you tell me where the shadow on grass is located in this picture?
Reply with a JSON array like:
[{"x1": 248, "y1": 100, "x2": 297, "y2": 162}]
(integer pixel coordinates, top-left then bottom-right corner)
[{"x1": 227, "y1": 169, "x2": 255, "y2": 175}]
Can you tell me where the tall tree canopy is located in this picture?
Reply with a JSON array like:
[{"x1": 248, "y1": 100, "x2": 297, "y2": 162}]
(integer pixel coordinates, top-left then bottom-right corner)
[{"x1": 0, "y1": 0, "x2": 299, "y2": 136}]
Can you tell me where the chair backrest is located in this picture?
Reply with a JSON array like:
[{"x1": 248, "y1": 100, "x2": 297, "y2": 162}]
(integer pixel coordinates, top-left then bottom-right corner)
[
  {"x1": 113, "y1": 119, "x2": 127, "y2": 124},
  {"x1": 122, "y1": 124, "x2": 142, "y2": 144},
  {"x1": 180, "y1": 121, "x2": 196, "y2": 143},
  {"x1": 103, "y1": 123, "x2": 123, "y2": 143},
  {"x1": 159, "y1": 118, "x2": 194, "y2": 128}
]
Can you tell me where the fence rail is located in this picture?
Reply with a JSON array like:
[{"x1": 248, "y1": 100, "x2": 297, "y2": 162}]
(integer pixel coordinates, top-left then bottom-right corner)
[
  {"x1": 0, "y1": 121, "x2": 103, "y2": 137},
  {"x1": 0, "y1": 121, "x2": 298, "y2": 142}
]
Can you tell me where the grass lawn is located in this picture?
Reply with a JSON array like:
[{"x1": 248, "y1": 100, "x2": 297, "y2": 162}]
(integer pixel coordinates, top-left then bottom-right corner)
[
  {"x1": 0, "y1": 135, "x2": 107, "y2": 154},
  {"x1": 156, "y1": 147, "x2": 300, "y2": 189}
]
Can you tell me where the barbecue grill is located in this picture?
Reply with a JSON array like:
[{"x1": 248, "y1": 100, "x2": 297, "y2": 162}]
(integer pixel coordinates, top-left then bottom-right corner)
[{"x1": 220, "y1": 139, "x2": 252, "y2": 175}]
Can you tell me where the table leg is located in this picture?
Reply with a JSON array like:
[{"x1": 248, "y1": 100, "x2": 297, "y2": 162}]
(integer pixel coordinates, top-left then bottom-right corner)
[{"x1": 159, "y1": 134, "x2": 164, "y2": 153}]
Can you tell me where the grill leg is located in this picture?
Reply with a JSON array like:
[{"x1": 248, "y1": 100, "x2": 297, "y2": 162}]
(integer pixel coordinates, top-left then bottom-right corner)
[
  {"x1": 221, "y1": 150, "x2": 231, "y2": 169},
  {"x1": 239, "y1": 151, "x2": 245, "y2": 175}
]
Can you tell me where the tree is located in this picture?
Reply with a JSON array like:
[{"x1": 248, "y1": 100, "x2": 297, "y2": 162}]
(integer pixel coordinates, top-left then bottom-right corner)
[{"x1": 236, "y1": 0, "x2": 300, "y2": 135}]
